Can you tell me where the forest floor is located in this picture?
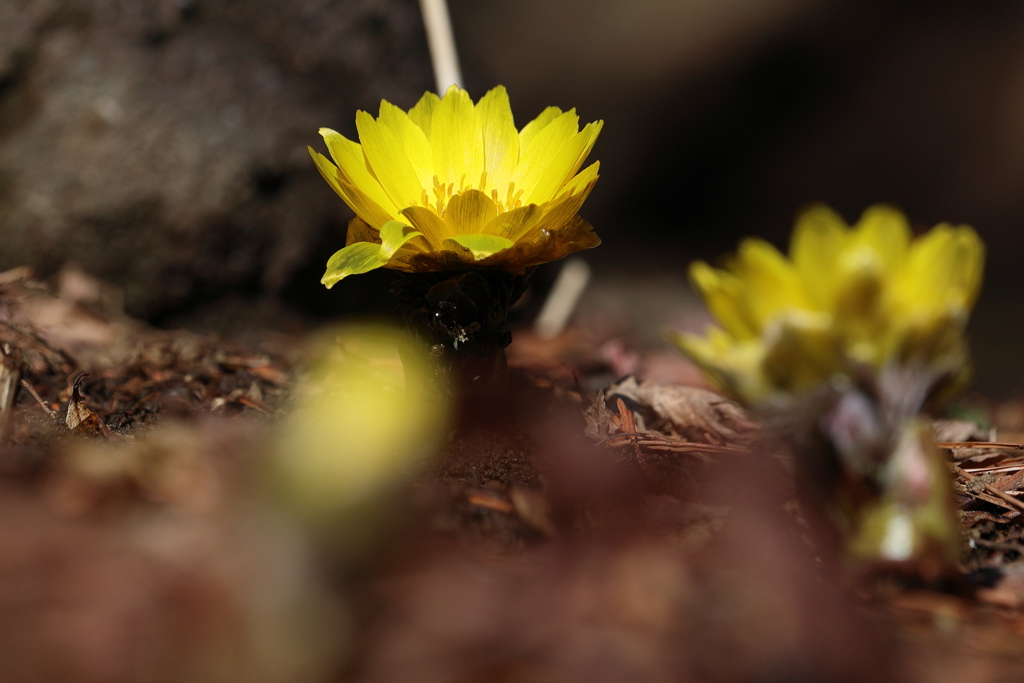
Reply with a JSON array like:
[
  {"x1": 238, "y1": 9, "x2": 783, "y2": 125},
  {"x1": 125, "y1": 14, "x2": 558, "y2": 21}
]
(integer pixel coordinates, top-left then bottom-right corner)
[{"x1": 1, "y1": 266, "x2": 1024, "y2": 683}]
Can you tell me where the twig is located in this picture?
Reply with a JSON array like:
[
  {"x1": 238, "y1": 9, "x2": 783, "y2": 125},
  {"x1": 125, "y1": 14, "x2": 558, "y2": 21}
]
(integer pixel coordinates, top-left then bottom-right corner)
[
  {"x1": 955, "y1": 465, "x2": 1024, "y2": 515},
  {"x1": 467, "y1": 490, "x2": 514, "y2": 514},
  {"x1": 616, "y1": 398, "x2": 654, "y2": 478},
  {"x1": 237, "y1": 395, "x2": 271, "y2": 415},
  {"x1": 938, "y1": 441, "x2": 1024, "y2": 450},
  {"x1": 19, "y1": 379, "x2": 56, "y2": 418},
  {"x1": 599, "y1": 432, "x2": 750, "y2": 454},
  {"x1": 615, "y1": 398, "x2": 687, "y2": 496},
  {"x1": 964, "y1": 464, "x2": 1024, "y2": 476}
]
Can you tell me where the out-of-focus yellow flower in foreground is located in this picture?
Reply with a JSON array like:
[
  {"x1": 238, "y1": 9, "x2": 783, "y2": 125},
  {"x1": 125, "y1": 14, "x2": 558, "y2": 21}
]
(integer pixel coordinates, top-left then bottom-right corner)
[
  {"x1": 672, "y1": 205, "x2": 984, "y2": 404},
  {"x1": 309, "y1": 85, "x2": 602, "y2": 287},
  {"x1": 274, "y1": 325, "x2": 448, "y2": 523}
]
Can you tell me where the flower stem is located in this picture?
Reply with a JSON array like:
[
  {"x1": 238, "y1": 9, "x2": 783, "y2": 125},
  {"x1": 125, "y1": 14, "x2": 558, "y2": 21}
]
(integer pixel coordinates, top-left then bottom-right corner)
[{"x1": 391, "y1": 268, "x2": 533, "y2": 392}]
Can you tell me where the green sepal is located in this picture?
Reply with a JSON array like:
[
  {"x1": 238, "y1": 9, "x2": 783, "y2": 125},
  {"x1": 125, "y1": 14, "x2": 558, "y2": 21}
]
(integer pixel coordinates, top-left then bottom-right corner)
[
  {"x1": 321, "y1": 221, "x2": 423, "y2": 289},
  {"x1": 321, "y1": 242, "x2": 387, "y2": 289}
]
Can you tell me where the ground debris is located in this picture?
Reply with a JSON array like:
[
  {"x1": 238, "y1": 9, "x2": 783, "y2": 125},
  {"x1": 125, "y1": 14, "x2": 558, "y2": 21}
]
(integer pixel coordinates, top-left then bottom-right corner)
[
  {"x1": 933, "y1": 418, "x2": 990, "y2": 444},
  {"x1": 609, "y1": 375, "x2": 757, "y2": 443},
  {"x1": 0, "y1": 268, "x2": 296, "y2": 450},
  {"x1": 64, "y1": 373, "x2": 107, "y2": 435},
  {"x1": 1, "y1": 266, "x2": 1024, "y2": 681},
  {"x1": 583, "y1": 377, "x2": 756, "y2": 497},
  {"x1": 955, "y1": 425, "x2": 1024, "y2": 574}
]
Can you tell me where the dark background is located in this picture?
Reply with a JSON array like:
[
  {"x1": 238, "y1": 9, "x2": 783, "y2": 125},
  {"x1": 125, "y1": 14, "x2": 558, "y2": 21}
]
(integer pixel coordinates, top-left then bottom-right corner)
[{"x1": 1, "y1": 0, "x2": 1022, "y2": 395}]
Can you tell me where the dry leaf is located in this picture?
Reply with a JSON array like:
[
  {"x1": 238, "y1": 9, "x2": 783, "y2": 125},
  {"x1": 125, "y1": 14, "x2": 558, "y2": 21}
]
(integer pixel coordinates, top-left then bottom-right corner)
[
  {"x1": 609, "y1": 376, "x2": 756, "y2": 444},
  {"x1": 65, "y1": 374, "x2": 103, "y2": 434},
  {"x1": 932, "y1": 418, "x2": 989, "y2": 444},
  {"x1": 584, "y1": 388, "x2": 615, "y2": 440}
]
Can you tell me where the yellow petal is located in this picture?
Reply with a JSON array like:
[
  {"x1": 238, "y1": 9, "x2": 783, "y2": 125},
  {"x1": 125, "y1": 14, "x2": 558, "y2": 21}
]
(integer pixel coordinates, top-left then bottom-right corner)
[
  {"x1": 512, "y1": 109, "x2": 580, "y2": 201},
  {"x1": 669, "y1": 330, "x2": 720, "y2": 372},
  {"x1": 378, "y1": 100, "x2": 435, "y2": 191},
  {"x1": 565, "y1": 120, "x2": 603, "y2": 183},
  {"x1": 525, "y1": 120, "x2": 602, "y2": 204},
  {"x1": 523, "y1": 163, "x2": 600, "y2": 241},
  {"x1": 670, "y1": 327, "x2": 768, "y2": 402},
  {"x1": 431, "y1": 85, "x2": 484, "y2": 187},
  {"x1": 355, "y1": 111, "x2": 424, "y2": 210},
  {"x1": 689, "y1": 261, "x2": 757, "y2": 340},
  {"x1": 734, "y1": 239, "x2": 812, "y2": 328},
  {"x1": 519, "y1": 106, "x2": 563, "y2": 150},
  {"x1": 345, "y1": 217, "x2": 378, "y2": 247},
  {"x1": 443, "y1": 233, "x2": 514, "y2": 260},
  {"x1": 319, "y1": 129, "x2": 401, "y2": 221},
  {"x1": 442, "y1": 189, "x2": 498, "y2": 235},
  {"x1": 950, "y1": 226, "x2": 985, "y2": 307},
  {"x1": 851, "y1": 205, "x2": 911, "y2": 272},
  {"x1": 399, "y1": 206, "x2": 449, "y2": 249},
  {"x1": 476, "y1": 86, "x2": 519, "y2": 194},
  {"x1": 481, "y1": 204, "x2": 542, "y2": 241},
  {"x1": 833, "y1": 245, "x2": 886, "y2": 335},
  {"x1": 761, "y1": 310, "x2": 841, "y2": 393},
  {"x1": 337, "y1": 178, "x2": 403, "y2": 231},
  {"x1": 309, "y1": 148, "x2": 395, "y2": 229},
  {"x1": 894, "y1": 224, "x2": 984, "y2": 312},
  {"x1": 309, "y1": 147, "x2": 345, "y2": 199},
  {"x1": 378, "y1": 220, "x2": 424, "y2": 260},
  {"x1": 888, "y1": 309, "x2": 965, "y2": 364},
  {"x1": 559, "y1": 160, "x2": 600, "y2": 198},
  {"x1": 934, "y1": 226, "x2": 985, "y2": 309},
  {"x1": 408, "y1": 91, "x2": 441, "y2": 139},
  {"x1": 790, "y1": 204, "x2": 848, "y2": 309}
]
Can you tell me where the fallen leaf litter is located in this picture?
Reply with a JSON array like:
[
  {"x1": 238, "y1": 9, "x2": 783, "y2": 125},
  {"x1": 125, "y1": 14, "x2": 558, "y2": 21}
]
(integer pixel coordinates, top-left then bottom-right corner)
[{"x1": 1, "y1": 267, "x2": 1024, "y2": 680}]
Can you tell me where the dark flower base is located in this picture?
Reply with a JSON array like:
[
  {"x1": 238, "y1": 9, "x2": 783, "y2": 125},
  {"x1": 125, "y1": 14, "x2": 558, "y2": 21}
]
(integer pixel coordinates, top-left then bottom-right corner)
[{"x1": 391, "y1": 268, "x2": 535, "y2": 393}]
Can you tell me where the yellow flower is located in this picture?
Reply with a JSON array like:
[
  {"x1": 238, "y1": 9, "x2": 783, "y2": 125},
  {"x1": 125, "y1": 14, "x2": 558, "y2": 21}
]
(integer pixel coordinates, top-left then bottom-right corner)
[
  {"x1": 274, "y1": 324, "x2": 448, "y2": 522},
  {"x1": 672, "y1": 205, "x2": 984, "y2": 403},
  {"x1": 309, "y1": 85, "x2": 603, "y2": 287}
]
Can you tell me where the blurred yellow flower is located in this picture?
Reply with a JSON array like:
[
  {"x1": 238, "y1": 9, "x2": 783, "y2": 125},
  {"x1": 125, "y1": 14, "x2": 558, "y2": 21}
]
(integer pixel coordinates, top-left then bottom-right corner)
[
  {"x1": 672, "y1": 205, "x2": 984, "y2": 403},
  {"x1": 274, "y1": 325, "x2": 448, "y2": 523},
  {"x1": 309, "y1": 85, "x2": 603, "y2": 287}
]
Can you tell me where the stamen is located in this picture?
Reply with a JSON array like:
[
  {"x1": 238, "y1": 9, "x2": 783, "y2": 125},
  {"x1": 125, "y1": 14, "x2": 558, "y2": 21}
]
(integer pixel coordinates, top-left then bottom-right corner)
[
  {"x1": 478, "y1": 171, "x2": 488, "y2": 192},
  {"x1": 432, "y1": 175, "x2": 447, "y2": 215},
  {"x1": 497, "y1": 182, "x2": 524, "y2": 211}
]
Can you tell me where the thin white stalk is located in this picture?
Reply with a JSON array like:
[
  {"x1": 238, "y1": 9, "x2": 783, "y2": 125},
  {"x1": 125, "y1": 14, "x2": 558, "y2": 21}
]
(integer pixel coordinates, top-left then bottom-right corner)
[
  {"x1": 535, "y1": 258, "x2": 591, "y2": 340},
  {"x1": 418, "y1": 0, "x2": 463, "y2": 91}
]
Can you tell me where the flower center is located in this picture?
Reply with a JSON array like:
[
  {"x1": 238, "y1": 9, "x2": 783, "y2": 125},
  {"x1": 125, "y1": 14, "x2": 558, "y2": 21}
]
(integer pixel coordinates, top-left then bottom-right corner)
[{"x1": 415, "y1": 173, "x2": 525, "y2": 216}]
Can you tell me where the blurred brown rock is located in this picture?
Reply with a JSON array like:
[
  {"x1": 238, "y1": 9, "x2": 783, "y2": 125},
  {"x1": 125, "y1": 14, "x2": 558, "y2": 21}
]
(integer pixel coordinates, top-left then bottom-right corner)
[{"x1": 0, "y1": 0, "x2": 431, "y2": 317}]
